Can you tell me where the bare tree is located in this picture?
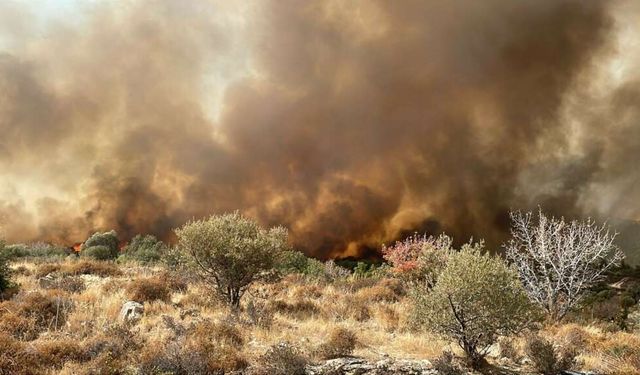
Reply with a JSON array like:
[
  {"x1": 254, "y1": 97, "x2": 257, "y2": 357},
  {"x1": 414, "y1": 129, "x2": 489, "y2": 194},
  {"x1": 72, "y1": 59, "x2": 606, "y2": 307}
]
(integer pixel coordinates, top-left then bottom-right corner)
[{"x1": 505, "y1": 209, "x2": 624, "y2": 321}]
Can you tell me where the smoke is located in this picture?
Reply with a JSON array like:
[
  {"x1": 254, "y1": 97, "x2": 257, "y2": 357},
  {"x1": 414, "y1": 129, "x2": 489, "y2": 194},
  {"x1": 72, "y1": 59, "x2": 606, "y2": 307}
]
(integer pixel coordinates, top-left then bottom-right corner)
[{"x1": 0, "y1": 0, "x2": 638, "y2": 259}]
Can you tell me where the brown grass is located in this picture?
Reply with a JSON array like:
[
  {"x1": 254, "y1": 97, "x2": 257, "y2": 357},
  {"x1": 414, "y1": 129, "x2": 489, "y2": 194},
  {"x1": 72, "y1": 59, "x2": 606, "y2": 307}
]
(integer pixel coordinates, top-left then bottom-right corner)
[{"x1": 126, "y1": 276, "x2": 171, "y2": 303}]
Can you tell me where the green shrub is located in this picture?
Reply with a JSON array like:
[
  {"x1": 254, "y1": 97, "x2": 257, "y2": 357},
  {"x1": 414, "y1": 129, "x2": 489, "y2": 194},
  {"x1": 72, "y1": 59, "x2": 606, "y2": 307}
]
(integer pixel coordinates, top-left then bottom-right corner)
[
  {"x1": 2, "y1": 242, "x2": 68, "y2": 259},
  {"x1": 175, "y1": 212, "x2": 288, "y2": 308},
  {"x1": 0, "y1": 241, "x2": 14, "y2": 294},
  {"x1": 120, "y1": 234, "x2": 167, "y2": 264},
  {"x1": 276, "y1": 249, "x2": 310, "y2": 274},
  {"x1": 82, "y1": 230, "x2": 119, "y2": 259},
  {"x1": 413, "y1": 242, "x2": 541, "y2": 368},
  {"x1": 82, "y1": 245, "x2": 118, "y2": 260}
]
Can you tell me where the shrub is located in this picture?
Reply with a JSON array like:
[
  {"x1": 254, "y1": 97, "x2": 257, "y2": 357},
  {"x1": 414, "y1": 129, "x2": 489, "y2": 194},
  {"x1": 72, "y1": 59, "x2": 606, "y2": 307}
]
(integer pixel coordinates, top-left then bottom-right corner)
[
  {"x1": 81, "y1": 230, "x2": 119, "y2": 259},
  {"x1": 82, "y1": 245, "x2": 117, "y2": 260},
  {"x1": 61, "y1": 259, "x2": 121, "y2": 277},
  {"x1": 126, "y1": 277, "x2": 171, "y2": 303},
  {"x1": 414, "y1": 242, "x2": 541, "y2": 368},
  {"x1": 35, "y1": 338, "x2": 87, "y2": 368},
  {"x1": 0, "y1": 241, "x2": 15, "y2": 295},
  {"x1": 276, "y1": 249, "x2": 310, "y2": 274},
  {"x1": 382, "y1": 233, "x2": 452, "y2": 288},
  {"x1": 120, "y1": 234, "x2": 167, "y2": 264},
  {"x1": 316, "y1": 327, "x2": 357, "y2": 359},
  {"x1": 525, "y1": 335, "x2": 576, "y2": 375},
  {"x1": 253, "y1": 342, "x2": 308, "y2": 375},
  {"x1": 35, "y1": 262, "x2": 61, "y2": 278},
  {"x1": 16, "y1": 291, "x2": 74, "y2": 333},
  {"x1": 175, "y1": 212, "x2": 288, "y2": 308},
  {"x1": 0, "y1": 310, "x2": 38, "y2": 340},
  {"x1": 0, "y1": 333, "x2": 44, "y2": 374},
  {"x1": 3, "y1": 242, "x2": 68, "y2": 259}
]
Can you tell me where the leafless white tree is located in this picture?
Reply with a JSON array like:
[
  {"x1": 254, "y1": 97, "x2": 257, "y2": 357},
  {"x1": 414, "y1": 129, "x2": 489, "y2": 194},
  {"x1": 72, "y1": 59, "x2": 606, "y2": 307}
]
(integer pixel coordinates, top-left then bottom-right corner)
[{"x1": 505, "y1": 209, "x2": 624, "y2": 321}]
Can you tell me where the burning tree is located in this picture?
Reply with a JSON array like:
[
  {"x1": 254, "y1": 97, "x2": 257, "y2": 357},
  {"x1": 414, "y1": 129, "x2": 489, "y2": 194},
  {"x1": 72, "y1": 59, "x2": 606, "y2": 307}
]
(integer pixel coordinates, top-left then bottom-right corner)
[
  {"x1": 175, "y1": 212, "x2": 288, "y2": 308},
  {"x1": 505, "y1": 209, "x2": 624, "y2": 321}
]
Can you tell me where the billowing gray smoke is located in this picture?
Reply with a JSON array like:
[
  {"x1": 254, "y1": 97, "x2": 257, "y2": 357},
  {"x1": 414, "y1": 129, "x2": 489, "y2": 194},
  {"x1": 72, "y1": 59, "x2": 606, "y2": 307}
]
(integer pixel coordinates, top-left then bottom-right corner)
[{"x1": 0, "y1": 0, "x2": 638, "y2": 259}]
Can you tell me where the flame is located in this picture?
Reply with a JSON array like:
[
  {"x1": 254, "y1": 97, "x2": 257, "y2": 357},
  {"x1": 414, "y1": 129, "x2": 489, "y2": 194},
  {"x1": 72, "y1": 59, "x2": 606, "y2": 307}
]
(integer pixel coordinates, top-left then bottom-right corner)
[{"x1": 72, "y1": 243, "x2": 82, "y2": 253}]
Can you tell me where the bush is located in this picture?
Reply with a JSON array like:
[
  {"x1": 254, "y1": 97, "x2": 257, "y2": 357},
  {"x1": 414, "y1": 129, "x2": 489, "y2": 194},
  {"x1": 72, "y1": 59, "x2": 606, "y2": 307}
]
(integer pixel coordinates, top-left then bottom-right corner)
[
  {"x1": 414, "y1": 242, "x2": 541, "y2": 368},
  {"x1": 525, "y1": 335, "x2": 577, "y2": 375},
  {"x1": 382, "y1": 233, "x2": 452, "y2": 288},
  {"x1": 2, "y1": 242, "x2": 68, "y2": 259},
  {"x1": 253, "y1": 342, "x2": 308, "y2": 375},
  {"x1": 126, "y1": 277, "x2": 171, "y2": 303},
  {"x1": 40, "y1": 276, "x2": 86, "y2": 294},
  {"x1": 81, "y1": 230, "x2": 119, "y2": 259},
  {"x1": 61, "y1": 259, "x2": 121, "y2": 277},
  {"x1": 175, "y1": 212, "x2": 289, "y2": 308},
  {"x1": 16, "y1": 291, "x2": 74, "y2": 333},
  {"x1": 276, "y1": 249, "x2": 310, "y2": 274},
  {"x1": 82, "y1": 245, "x2": 117, "y2": 260},
  {"x1": 316, "y1": 327, "x2": 357, "y2": 359},
  {"x1": 120, "y1": 234, "x2": 167, "y2": 264},
  {"x1": 0, "y1": 241, "x2": 15, "y2": 295}
]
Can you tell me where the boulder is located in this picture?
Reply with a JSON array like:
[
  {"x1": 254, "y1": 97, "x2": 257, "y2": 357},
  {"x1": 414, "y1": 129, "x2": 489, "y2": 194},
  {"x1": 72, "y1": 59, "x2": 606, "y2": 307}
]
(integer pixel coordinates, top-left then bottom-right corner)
[{"x1": 119, "y1": 301, "x2": 144, "y2": 323}]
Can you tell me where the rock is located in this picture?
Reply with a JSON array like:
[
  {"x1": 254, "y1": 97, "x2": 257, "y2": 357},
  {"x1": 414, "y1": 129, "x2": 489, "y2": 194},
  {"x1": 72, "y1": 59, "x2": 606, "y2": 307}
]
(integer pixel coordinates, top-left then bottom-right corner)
[
  {"x1": 119, "y1": 301, "x2": 144, "y2": 323},
  {"x1": 305, "y1": 357, "x2": 436, "y2": 375},
  {"x1": 38, "y1": 273, "x2": 57, "y2": 289}
]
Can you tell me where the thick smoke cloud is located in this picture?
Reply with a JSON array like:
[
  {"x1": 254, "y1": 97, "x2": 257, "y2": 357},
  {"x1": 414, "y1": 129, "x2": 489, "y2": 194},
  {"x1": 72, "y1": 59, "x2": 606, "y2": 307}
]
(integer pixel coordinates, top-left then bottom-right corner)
[{"x1": 0, "y1": 0, "x2": 638, "y2": 259}]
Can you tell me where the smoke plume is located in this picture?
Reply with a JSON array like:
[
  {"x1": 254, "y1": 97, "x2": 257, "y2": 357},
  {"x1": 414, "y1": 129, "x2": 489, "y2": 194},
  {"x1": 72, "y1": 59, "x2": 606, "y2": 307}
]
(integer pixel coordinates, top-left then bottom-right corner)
[{"x1": 0, "y1": 0, "x2": 639, "y2": 259}]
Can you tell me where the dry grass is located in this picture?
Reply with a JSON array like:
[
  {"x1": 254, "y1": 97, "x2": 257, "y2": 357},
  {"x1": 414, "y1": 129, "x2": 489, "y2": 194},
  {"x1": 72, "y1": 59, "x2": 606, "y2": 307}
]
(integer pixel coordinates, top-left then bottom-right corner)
[{"x1": 1, "y1": 257, "x2": 635, "y2": 373}]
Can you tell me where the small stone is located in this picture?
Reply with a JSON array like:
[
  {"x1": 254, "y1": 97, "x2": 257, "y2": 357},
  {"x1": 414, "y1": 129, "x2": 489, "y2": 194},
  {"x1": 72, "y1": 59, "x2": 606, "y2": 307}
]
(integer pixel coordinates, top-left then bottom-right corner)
[{"x1": 119, "y1": 301, "x2": 144, "y2": 323}]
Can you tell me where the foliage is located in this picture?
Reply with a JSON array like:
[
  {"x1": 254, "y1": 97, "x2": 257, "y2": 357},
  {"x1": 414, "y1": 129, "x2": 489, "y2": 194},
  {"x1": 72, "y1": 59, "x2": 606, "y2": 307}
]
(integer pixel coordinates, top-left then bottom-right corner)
[
  {"x1": 414, "y1": 242, "x2": 541, "y2": 368},
  {"x1": 0, "y1": 240, "x2": 14, "y2": 294},
  {"x1": 175, "y1": 212, "x2": 288, "y2": 307},
  {"x1": 2, "y1": 242, "x2": 68, "y2": 260},
  {"x1": 506, "y1": 209, "x2": 624, "y2": 321},
  {"x1": 382, "y1": 233, "x2": 452, "y2": 288},
  {"x1": 120, "y1": 234, "x2": 167, "y2": 264},
  {"x1": 82, "y1": 230, "x2": 119, "y2": 259},
  {"x1": 82, "y1": 245, "x2": 116, "y2": 260},
  {"x1": 276, "y1": 249, "x2": 310, "y2": 274},
  {"x1": 525, "y1": 335, "x2": 577, "y2": 375}
]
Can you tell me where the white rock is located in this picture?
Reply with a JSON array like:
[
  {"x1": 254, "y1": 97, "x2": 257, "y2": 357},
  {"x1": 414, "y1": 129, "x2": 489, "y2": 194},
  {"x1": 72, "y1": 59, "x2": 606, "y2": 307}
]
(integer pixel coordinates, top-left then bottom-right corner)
[{"x1": 119, "y1": 301, "x2": 144, "y2": 323}]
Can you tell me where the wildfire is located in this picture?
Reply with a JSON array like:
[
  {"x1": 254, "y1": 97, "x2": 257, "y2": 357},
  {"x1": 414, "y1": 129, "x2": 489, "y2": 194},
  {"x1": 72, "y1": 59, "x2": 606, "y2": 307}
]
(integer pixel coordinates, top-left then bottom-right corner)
[{"x1": 72, "y1": 243, "x2": 82, "y2": 253}]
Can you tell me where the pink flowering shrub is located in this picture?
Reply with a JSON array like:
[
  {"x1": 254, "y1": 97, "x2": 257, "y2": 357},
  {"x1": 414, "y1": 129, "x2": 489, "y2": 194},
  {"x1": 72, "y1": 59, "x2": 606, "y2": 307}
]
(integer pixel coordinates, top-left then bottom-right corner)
[{"x1": 382, "y1": 234, "x2": 452, "y2": 288}]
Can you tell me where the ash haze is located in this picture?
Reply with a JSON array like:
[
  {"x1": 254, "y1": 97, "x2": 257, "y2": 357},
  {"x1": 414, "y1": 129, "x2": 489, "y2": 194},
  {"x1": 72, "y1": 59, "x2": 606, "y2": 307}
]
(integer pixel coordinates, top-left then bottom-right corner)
[{"x1": 1, "y1": 0, "x2": 640, "y2": 260}]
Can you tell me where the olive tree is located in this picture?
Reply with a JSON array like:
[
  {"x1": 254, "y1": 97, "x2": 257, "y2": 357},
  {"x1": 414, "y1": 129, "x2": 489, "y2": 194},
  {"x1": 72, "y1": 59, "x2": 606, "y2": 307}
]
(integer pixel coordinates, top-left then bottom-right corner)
[
  {"x1": 505, "y1": 209, "x2": 624, "y2": 321},
  {"x1": 415, "y1": 242, "x2": 540, "y2": 368},
  {"x1": 175, "y1": 212, "x2": 288, "y2": 308}
]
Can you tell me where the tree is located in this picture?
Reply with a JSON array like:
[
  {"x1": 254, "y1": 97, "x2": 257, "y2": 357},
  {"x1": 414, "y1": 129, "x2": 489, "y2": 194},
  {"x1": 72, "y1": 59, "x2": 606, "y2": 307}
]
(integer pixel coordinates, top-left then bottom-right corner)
[
  {"x1": 382, "y1": 233, "x2": 452, "y2": 288},
  {"x1": 414, "y1": 242, "x2": 540, "y2": 368},
  {"x1": 505, "y1": 209, "x2": 624, "y2": 321},
  {"x1": 82, "y1": 230, "x2": 119, "y2": 260},
  {"x1": 175, "y1": 212, "x2": 288, "y2": 308}
]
